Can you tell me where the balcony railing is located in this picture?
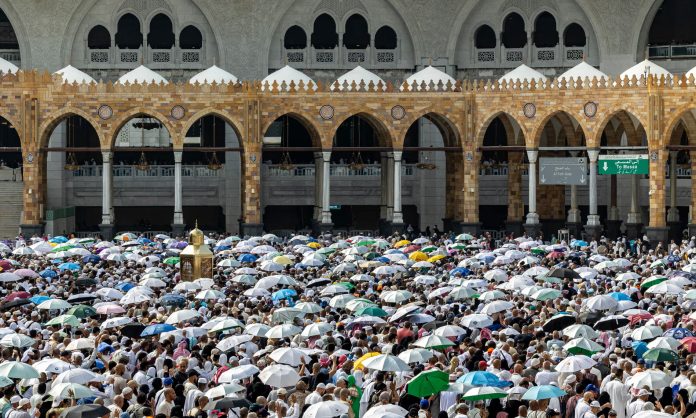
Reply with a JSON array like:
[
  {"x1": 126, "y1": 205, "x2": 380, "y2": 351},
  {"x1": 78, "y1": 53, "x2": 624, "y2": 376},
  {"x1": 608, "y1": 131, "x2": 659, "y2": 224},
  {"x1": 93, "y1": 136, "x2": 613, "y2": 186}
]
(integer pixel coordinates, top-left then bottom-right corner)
[
  {"x1": 649, "y1": 44, "x2": 696, "y2": 59},
  {"x1": 264, "y1": 163, "x2": 414, "y2": 177},
  {"x1": 282, "y1": 44, "x2": 399, "y2": 69},
  {"x1": 474, "y1": 45, "x2": 585, "y2": 67},
  {"x1": 71, "y1": 165, "x2": 221, "y2": 177},
  {"x1": 479, "y1": 165, "x2": 529, "y2": 176},
  {"x1": 87, "y1": 47, "x2": 202, "y2": 69},
  {"x1": 0, "y1": 49, "x2": 20, "y2": 66}
]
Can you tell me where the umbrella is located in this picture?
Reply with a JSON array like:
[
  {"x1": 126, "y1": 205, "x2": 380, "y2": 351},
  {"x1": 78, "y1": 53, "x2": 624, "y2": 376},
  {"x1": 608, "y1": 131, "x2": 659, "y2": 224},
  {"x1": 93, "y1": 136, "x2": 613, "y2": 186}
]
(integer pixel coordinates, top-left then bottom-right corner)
[
  {"x1": 681, "y1": 337, "x2": 696, "y2": 353},
  {"x1": 542, "y1": 314, "x2": 576, "y2": 332},
  {"x1": 548, "y1": 267, "x2": 580, "y2": 279},
  {"x1": 53, "y1": 369, "x2": 103, "y2": 385},
  {"x1": 45, "y1": 314, "x2": 80, "y2": 327},
  {"x1": 165, "y1": 309, "x2": 201, "y2": 325},
  {"x1": 33, "y1": 359, "x2": 73, "y2": 375},
  {"x1": 265, "y1": 324, "x2": 302, "y2": 339},
  {"x1": 218, "y1": 364, "x2": 260, "y2": 383},
  {"x1": 555, "y1": 355, "x2": 596, "y2": 373},
  {"x1": 65, "y1": 338, "x2": 95, "y2": 351},
  {"x1": 461, "y1": 387, "x2": 508, "y2": 401},
  {"x1": 664, "y1": 328, "x2": 694, "y2": 339},
  {"x1": 160, "y1": 294, "x2": 186, "y2": 307},
  {"x1": 59, "y1": 405, "x2": 110, "y2": 418},
  {"x1": 101, "y1": 316, "x2": 132, "y2": 329},
  {"x1": 66, "y1": 305, "x2": 97, "y2": 319},
  {"x1": 203, "y1": 382, "x2": 245, "y2": 400},
  {"x1": 302, "y1": 401, "x2": 349, "y2": 418},
  {"x1": 361, "y1": 354, "x2": 411, "y2": 372},
  {"x1": 642, "y1": 348, "x2": 679, "y2": 362},
  {"x1": 140, "y1": 323, "x2": 176, "y2": 337},
  {"x1": 563, "y1": 324, "x2": 599, "y2": 339},
  {"x1": 363, "y1": 405, "x2": 409, "y2": 418},
  {"x1": 626, "y1": 370, "x2": 671, "y2": 389},
  {"x1": 259, "y1": 364, "x2": 300, "y2": 388},
  {"x1": 631, "y1": 326, "x2": 664, "y2": 341},
  {"x1": 457, "y1": 371, "x2": 508, "y2": 387},
  {"x1": 398, "y1": 348, "x2": 434, "y2": 364},
  {"x1": 586, "y1": 295, "x2": 619, "y2": 311},
  {"x1": 594, "y1": 315, "x2": 629, "y2": 330},
  {"x1": 563, "y1": 337, "x2": 604, "y2": 356},
  {"x1": 522, "y1": 385, "x2": 567, "y2": 400},
  {"x1": 269, "y1": 347, "x2": 311, "y2": 367},
  {"x1": 406, "y1": 369, "x2": 450, "y2": 397},
  {"x1": 120, "y1": 323, "x2": 146, "y2": 339},
  {"x1": 0, "y1": 361, "x2": 39, "y2": 379},
  {"x1": 0, "y1": 333, "x2": 35, "y2": 349},
  {"x1": 206, "y1": 397, "x2": 253, "y2": 411},
  {"x1": 413, "y1": 335, "x2": 455, "y2": 350},
  {"x1": 530, "y1": 288, "x2": 561, "y2": 301}
]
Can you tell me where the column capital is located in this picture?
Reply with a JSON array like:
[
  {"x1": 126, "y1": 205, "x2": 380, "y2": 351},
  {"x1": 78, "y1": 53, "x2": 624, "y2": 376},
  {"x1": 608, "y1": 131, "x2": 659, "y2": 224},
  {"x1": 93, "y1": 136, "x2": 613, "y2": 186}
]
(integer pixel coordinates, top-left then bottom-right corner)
[
  {"x1": 526, "y1": 149, "x2": 538, "y2": 163},
  {"x1": 174, "y1": 151, "x2": 183, "y2": 163},
  {"x1": 586, "y1": 148, "x2": 600, "y2": 162},
  {"x1": 392, "y1": 150, "x2": 403, "y2": 161},
  {"x1": 670, "y1": 150, "x2": 679, "y2": 159},
  {"x1": 101, "y1": 151, "x2": 112, "y2": 160},
  {"x1": 322, "y1": 151, "x2": 331, "y2": 162}
]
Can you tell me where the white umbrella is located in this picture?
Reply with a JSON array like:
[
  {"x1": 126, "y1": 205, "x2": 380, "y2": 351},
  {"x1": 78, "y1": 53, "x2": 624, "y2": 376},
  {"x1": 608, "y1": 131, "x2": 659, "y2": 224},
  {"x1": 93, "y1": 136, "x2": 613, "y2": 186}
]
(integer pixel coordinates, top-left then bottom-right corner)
[
  {"x1": 586, "y1": 295, "x2": 618, "y2": 311},
  {"x1": 244, "y1": 323, "x2": 271, "y2": 337},
  {"x1": 301, "y1": 322, "x2": 333, "y2": 338},
  {"x1": 208, "y1": 318, "x2": 245, "y2": 333},
  {"x1": 37, "y1": 299, "x2": 71, "y2": 310},
  {"x1": 0, "y1": 334, "x2": 35, "y2": 349},
  {"x1": 481, "y1": 300, "x2": 514, "y2": 315},
  {"x1": 265, "y1": 324, "x2": 302, "y2": 339},
  {"x1": 647, "y1": 337, "x2": 680, "y2": 351},
  {"x1": 95, "y1": 288, "x2": 124, "y2": 300},
  {"x1": 413, "y1": 335, "x2": 455, "y2": 349},
  {"x1": 364, "y1": 405, "x2": 409, "y2": 418},
  {"x1": 218, "y1": 364, "x2": 259, "y2": 383},
  {"x1": 398, "y1": 348, "x2": 434, "y2": 364},
  {"x1": 32, "y1": 358, "x2": 73, "y2": 375},
  {"x1": 433, "y1": 325, "x2": 467, "y2": 338},
  {"x1": 259, "y1": 364, "x2": 300, "y2": 388},
  {"x1": 49, "y1": 382, "x2": 94, "y2": 399},
  {"x1": 380, "y1": 290, "x2": 412, "y2": 304},
  {"x1": 65, "y1": 338, "x2": 95, "y2": 351},
  {"x1": 555, "y1": 355, "x2": 596, "y2": 372},
  {"x1": 53, "y1": 369, "x2": 104, "y2": 385},
  {"x1": 302, "y1": 401, "x2": 349, "y2": 418},
  {"x1": 216, "y1": 335, "x2": 253, "y2": 352},
  {"x1": 626, "y1": 370, "x2": 671, "y2": 389},
  {"x1": 195, "y1": 289, "x2": 225, "y2": 300},
  {"x1": 270, "y1": 347, "x2": 311, "y2": 366},
  {"x1": 645, "y1": 282, "x2": 684, "y2": 295},
  {"x1": 203, "y1": 383, "x2": 246, "y2": 400},
  {"x1": 101, "y1": 316, "x2": 133, "y2": 329},
  {"x1": 461, "y1": 314, "x2": 493, "y2": 329},
  {"x1": 119, "y1": 291, "x2": 151, "y2": 305},
  {"x1": 484, "y1": 269, "x2": 508, "y2": 282},
  {"x1": 165, "y1": 309, "x2": 201, "y2": 324},
  {"x1": 329, "y1": 294, "x2": 356, "y2": 309},
  {"x1": 563, "y1": 324, "x2": 599, "y2": 339},
  {"x1": 0, "y1": 362, "x2": 38, "y2": 379},
  {"x1": 630, "y1": 326, "x2": 664, "y2": 341},
  {"x1": 361, "y1": 354, "x2": 411, "y2": 372},
  {"x1": 173, "y1": 282, "x2": 201, "y2": 292}
]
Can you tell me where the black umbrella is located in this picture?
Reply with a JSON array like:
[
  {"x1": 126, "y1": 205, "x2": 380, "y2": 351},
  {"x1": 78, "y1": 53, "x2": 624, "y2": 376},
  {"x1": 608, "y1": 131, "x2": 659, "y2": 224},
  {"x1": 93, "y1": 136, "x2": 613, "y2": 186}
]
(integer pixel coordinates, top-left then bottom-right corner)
[
  {"x1": 307, "y1": 278, "x2": 331, "y2": 288},
  {"x1": 594, "y1": 315, "x2": 629, "y2": 331},
  {"x1": 120, "y1": 323, "x2": 146, "y2": 339},
  {"x1": 422, "y1": 320, "x2": 447, "y2": 331},
  {"x1": 542, "y1": 314, "x2": 576, "y2": 332},
  {"x1": 548, "y1": 268, "x2": 581, "y2": 280},
  {"x1": 0, "y1": 298, "x2": 31, "y2": 310},
  {"x1": 59, "y1": 404, "x2": 110, "y2": 418},
  {"x1": 578, "y1": 311, "x2": 603, "y2": 327},
  {"x1": 75, "y1": 278, "x2": 97, "y2": 287},
  {"x1": 208, "y1": 397, "x2": 252, "y2": 411},
  {"x1": 67, "y1": 293, "x2": 97, "y2": 304}
]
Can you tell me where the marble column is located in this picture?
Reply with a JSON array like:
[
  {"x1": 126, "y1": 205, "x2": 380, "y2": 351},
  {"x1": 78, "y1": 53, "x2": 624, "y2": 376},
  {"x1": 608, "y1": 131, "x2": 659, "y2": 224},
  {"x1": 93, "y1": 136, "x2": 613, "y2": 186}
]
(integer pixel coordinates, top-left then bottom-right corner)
[
  {"x1": 523, "y1": 149, "x2": 541, "y2": 238},
  {"x1": 313, "y1": 152, "x2": 323, "y2": 223},
  {"x1": 392, "y1": 151, "x2": 404, "y2": 229},
  {"x1": 99, "y1": 151, "x2": 115, "y2": 240},
  {"x1": 667, "y1": 151, "x2": 681, "y2": 240},
  {"x1": 584, "y1": 149, "x2": 602, "y2": 239},
  {"x1": 626, "y1": 175, "x2": 643, "y2": 239},
  {"x1": 172, "y1": 151, "x2": 185, "y2": 236},
  {"x1": 320, "y1": 151, "x2": 332, "y2": 228}
]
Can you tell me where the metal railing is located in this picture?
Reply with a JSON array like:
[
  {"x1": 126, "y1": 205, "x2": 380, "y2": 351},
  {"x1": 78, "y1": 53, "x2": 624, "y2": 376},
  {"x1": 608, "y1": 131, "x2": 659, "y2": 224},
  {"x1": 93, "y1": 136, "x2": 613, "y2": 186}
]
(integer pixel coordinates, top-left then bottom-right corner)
[
  {"x1": 72, "y1": 165, "x2": 221, "y2": 177},
  {"x1": 264, "y1": 164, "x2": 415, "y2": 177},
  {"x1": 649, "y1": 44, "x2": 696, "y2": 59},
  {"x1": 479, "y1": 166, "x2": 529, "y2": 176}
]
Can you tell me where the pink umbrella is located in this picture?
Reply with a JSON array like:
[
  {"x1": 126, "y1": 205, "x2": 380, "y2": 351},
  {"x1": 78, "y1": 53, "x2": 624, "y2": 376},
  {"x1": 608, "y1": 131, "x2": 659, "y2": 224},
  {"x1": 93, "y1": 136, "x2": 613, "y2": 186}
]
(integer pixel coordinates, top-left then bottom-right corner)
[
  {"x1": 96, "y1": 304, "x2": 126, "y2": 315},
  {"x1": 14, "y1": 269, "x2": 39, "y2": 278}
]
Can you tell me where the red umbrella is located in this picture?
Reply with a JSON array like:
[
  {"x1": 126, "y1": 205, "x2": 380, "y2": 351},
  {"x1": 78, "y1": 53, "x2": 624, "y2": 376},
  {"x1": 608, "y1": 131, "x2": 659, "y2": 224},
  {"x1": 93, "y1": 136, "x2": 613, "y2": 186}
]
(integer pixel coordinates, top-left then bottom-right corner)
[
  {"x1": 628, "y1": 313, "x2": 652, "y2": 326},
  {"x1": 0, "y1": 260, "x2": 12, "y2": 271},
  {"x1": 5, "y1": 291, "x2": 30, "y2": 302},
  {"x1": 402, "y1": 244, "x2": 421, "y2": 254},
  {"x1": 681, "y1": 337, "x2": 696, "y2": 353},
  {"x1": 546, "y1": 251, "x2": 564, "y2": 259}
]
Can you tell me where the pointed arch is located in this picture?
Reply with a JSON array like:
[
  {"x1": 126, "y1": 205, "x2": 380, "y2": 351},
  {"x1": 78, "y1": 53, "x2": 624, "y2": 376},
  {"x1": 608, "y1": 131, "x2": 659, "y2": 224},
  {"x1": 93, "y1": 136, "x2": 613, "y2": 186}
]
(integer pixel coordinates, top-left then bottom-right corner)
[
  {"x1": 108, "y1": 108, "x2": 176, "y2": 149},
  {"x1": 39, "y1": 107, "x2": 104, "y2": 150},
  {"x1": 475, "y1": 111, "x2": 525, "y2": 148},
  {"x1": 261, "y1": 111, "x2": 322, "y2": 149},
  {"x1": 181, "y1": 108, "x2": 244, "y2": 149},
  {"x1": 331, "y1": 111, "x2": 394, "y2": 149}
]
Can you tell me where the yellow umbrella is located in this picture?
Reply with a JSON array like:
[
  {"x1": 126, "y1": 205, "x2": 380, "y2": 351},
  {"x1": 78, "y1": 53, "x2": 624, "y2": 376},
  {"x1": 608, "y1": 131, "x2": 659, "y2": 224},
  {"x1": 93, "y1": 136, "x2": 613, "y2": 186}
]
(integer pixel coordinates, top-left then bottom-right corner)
[
  {"x1": 394, "y1": 240, "x2": 411, "y2": 248},
  {"x1": 307, "y1": 242, "x2": 322, "y2": 249},
  {"x1": 409, "y1": 251, "x2": 428, "y2": 261},
  {"x1": 354, "y1": 352, "x2": 381, "y2": 370},
  {"x1": 427, "y1": 254, "x2": 446, "y2": 263},
  {"x1": 273, "y1": 255, "x2": 293, "y2": 266}
]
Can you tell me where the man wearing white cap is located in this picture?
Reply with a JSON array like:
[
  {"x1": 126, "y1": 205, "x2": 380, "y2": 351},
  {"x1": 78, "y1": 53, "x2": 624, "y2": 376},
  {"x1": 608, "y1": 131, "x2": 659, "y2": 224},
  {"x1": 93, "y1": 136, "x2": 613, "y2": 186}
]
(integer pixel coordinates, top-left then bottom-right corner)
[
  {"x1": 305, "y1": 383, "x2": 325, "y2": 405},
  {"x1": 3, "y1": 396, "x2": 21, "y2": 418},
  {"x1": 6, "y1": 399, "x2": 31, "y2": 418},
  {"x1": 626, "y1": 389, "x2": 650, "y2": 418}
]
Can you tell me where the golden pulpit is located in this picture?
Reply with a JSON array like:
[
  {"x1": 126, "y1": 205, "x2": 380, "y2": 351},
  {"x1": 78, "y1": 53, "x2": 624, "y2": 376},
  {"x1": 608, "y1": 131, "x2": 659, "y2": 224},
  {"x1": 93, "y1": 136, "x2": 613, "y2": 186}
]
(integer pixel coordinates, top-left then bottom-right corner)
[{"x1": 179, "y1": 223, "x2": 213, "y2": 281}]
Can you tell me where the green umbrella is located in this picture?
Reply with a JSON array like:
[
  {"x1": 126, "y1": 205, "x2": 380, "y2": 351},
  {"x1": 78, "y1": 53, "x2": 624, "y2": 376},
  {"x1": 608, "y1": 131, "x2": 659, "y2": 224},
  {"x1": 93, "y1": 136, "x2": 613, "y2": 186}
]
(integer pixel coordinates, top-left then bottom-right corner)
[
  {"x1": 531, "y1": 248, "x2": 547, "y2": 255},
  {"x1": 531, "y1": 288, "x2": 562, "y2": 301},
  {"x1": 407, "y1": 369, "x2": 450, "y2": 397},
  {"x1": 355, "y1": 306, "x2": 388, "y2": 317},
  {"x1": 449, "y1": 243, "x2": 467, "y2": 250},
  {"x1": 336, "y1": 282, "x2": 356, "y2": 291},
  {"x1": 163, "y1": 257, "x2": 180, "y2": 265},
  {"x1": 461, "y1": 387, "x2": 508, "y2": 401},
  {"x1": 364, "y1": 252, "x2": 380, "y2": 260},
  {"x1": 316, "y1": 247, "x2": 335, "y2": 255},
  {"x1": 356, "y1": 240, "x2": 376, "y2": 247},
  {"x1": 641, "y1": 276, "x2": 668, "y2": 290},
  {"x1": 0, "y1": 361, "x2": 39, "y2": 379},
  {"x1": 421, "y1": 245, "x2": 438, "y2": 253},
  {"x1": 52, "y1": 244, "x2": 75, "y2": 252},
  {"x1": 45, "y1": 314, "x2": 80, "y2": 327},
  {"x1": 538, "y1": 275, "x2": 563, "y2": 284},
  {"x1": 563, "y1": 337, "x2": 604, "y2": 356},
  {"x1": 642, "y1": 348, "x2": 679, "y2": 363},
  {"x1": 456, "y1": 234, "x2": 474, "y2": 241},
  {"x1": 66, "y1": 305, "x2": 97, "y2": 319}
]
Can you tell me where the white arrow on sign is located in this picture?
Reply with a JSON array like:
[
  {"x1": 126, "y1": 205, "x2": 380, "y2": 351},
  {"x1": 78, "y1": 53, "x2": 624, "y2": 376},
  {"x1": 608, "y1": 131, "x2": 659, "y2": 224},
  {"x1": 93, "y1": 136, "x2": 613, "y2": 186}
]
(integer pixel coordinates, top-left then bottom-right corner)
[
  {"x1": 602, "y1": 161, "x2": 609, "y2": 171},
  {"x1": 541, "y1": 175, "x2": 546, "y2": 183},
  {"x1": 580, "y1": 174, "x2": 586, "y2": 184}
]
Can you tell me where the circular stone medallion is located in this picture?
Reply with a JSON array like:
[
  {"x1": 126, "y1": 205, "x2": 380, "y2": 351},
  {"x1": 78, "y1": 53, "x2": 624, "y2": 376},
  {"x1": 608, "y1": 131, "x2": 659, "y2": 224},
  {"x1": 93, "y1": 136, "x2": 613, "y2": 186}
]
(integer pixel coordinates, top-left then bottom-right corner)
[
  {"x1": 98, "y1": 105, "x2": 113, "y2": 120},
  {"x1": 391, "y1": 105, "x2": 406, "y2": 120},
  {"x1": 523, "y1": 103, "x2": 536, "y2": 118},
  {"x1": 319, "y1": 105, "x2": 334, "y2": 120},
  {"x1": 584, "y1": 101, "x2": 598, "y2": 118},
  {"x1": 171, "y1": 105, "x2": 186, "y2": 120}
]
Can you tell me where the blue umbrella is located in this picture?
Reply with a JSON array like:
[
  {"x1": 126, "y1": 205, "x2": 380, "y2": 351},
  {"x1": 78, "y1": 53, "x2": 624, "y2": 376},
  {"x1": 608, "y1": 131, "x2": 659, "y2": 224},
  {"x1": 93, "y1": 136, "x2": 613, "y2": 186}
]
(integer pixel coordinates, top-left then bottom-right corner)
[
  {"x1": 457, "y1": 371, "x2": 510, "y2": 387},
  {"x1": 140, "y1": 323, "x2": 176, "y2": 337},
  {"x1": 449, "y1": 267, "x2": 471, "y2": 277},
  {"x1": 571, "y1": 240, "x2": 588, "y2": 248},
  {"x1": 160, "y1": 294, "x2": 186, "y2": 307},
  {"x1": 632, "y1": 341, "x2": 648, "y2": 358},
  {"x1": 137, "y1": 237, "x2": 152, "y2": 245},
  {"x1": 29, "y1": 296, "x2": 50, "y2": 305},
  {"x1": 272, "y1": 289, "x2": 297, "y2": 301},
  {"x1": 115, "y1": 282, "x2": 135, "y2": 292},
  {"x1": 214, "y1": 245, "x2": 231, "y2": 252},
  {"x1": 49, "y1": 236, "x2": 68, "y2": 244},
  {"x1": 58, "y1": 262, "x2": 80, "y2": 272},
  {"x1": 667, "y1": 255, "x2": 681, "y2": 264},
  {"x1": 664, "y1": 328, "x2": 694, "y2": 339},
  {"x1": 40, "y1": 269, "x2": 57, "y2": 278},
  {"x1": 608, "y1": 292, "x2": 630, "y2": 301},
  {"x1": 82, "y1": 255, "x2": 101, "y2": 264},
  {"x1": 374, "y1": 257, "x2": 390, "y2": 263},
  {"x1": 522, "y1": 385, "x2": 567, "y2": 400},
  {"x1": 237, "y1": 254, "x2": 257, "y2": 263},
  {"x1": 479, "y1": 255, "x2": 495, "y2": 264}
]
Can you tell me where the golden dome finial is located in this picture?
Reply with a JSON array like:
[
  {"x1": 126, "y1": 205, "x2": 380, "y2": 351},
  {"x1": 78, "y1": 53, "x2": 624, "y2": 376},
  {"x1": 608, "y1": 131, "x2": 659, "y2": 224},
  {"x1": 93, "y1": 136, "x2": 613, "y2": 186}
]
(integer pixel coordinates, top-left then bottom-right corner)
[{"x1": 189, "y1": 220, "x2": 204, "y2": 245}]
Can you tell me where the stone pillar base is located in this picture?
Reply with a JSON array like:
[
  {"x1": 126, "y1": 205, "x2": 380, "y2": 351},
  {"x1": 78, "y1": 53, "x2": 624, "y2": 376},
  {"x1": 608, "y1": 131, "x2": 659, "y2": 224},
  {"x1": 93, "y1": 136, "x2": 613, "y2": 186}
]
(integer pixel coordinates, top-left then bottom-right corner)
[
  {"x1": 646, "y1": 227, "x2": 669, "y2": 244},
  {"x1": 668, "y1": 221, "x2": 683, "y2": 242},
  {"x1": 688, "y1": 224, "x2": 696, "y2": 239},
  {"x1": 459, "y1": 222, "x2": 481, "y2": 236},
  {"x1": 241, "y1": 223, "x2": 263, "y2": 237},
  {"x1": 565, "y1": 222, "x2": 583, "y2": 240},
  {"x1": 605, "y1": 220, "x2": 622, "y2": 240},
  {"x1": 504, "y1": 220, "x2": 522, "y2": 237},
  {"x1": 523, "y1": 223, "x2": 542, "y2": 239},
  {"x1": 625, "y1": 223, "x2": 643, "y2": 240},
  {"x1": 171, "y1": 223, "x2": 186, "y2": 238},
  {"x1": 98, "y1": 224, "x2": 116, "y2": 241},
  {"x1": 389, "y1": 222, "x2": 405, "y2": 235},
  {"x1": 541, "y1": 219, "x2": 566, "y2": 240},
  {"x1": 583, "y1": 223, "x2": 603, "y2": 241},
  {"x1": 20, "y1": 223, "x2": 44, "y2": 238},
  {"x1": 311, "y1": 220, "x2": 333, "y2": 235}
]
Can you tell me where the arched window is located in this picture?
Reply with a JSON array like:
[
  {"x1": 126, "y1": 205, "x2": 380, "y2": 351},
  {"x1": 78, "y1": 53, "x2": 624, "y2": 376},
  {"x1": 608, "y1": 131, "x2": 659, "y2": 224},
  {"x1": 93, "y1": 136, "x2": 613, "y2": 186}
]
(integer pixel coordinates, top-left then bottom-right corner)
[
  {"x1": 648, "y1": 0, "x2": 696, "y2": 45},
  {"x1": 502, "y1": 13, "x2": 527, "y2": 48},
  {"x1": 115, "y1": 13, "x2": 142, "y2": 49},
  {"x1": 533, "y1": 12, "x2": 559, "y2": 47},
  {"x1": 284, "y1": 26, "x2": 307, "y2": 49},
  {"x1": 475, "y1": 25, "x2": 496, "y2": 48},
  {"x1": 0, "y1": 9, "x2": 18, "y2": 50},
  {"x1": 343, "y1": 14, "x2": 369, "y2": 49},
  {"x1": 148, "y1": 13, "x2": 174, "y2": 49},
  {"x1": 564, "y1": 23, "x2": 586, "y2": 47},
  {"x1": 179, "y1": 25, "x2": 202, "y2": 49},
  {"x1": 375, "y1": 26, "x2": 397, "y2": 49},
  {"x1": 88, "y1": 25, "x2": 111, "y2": 49},
  {"x1": 311, "y1": 14, "x2": 338, "y2": 49}
]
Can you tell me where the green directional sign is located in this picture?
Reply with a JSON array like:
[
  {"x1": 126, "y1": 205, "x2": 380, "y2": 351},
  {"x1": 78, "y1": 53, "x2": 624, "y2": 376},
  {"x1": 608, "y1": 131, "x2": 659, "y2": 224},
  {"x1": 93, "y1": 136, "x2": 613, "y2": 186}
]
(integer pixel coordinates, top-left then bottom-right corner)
[{"x1": 598, "y1": 154, "x2": 649, "y2": 175}]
